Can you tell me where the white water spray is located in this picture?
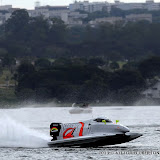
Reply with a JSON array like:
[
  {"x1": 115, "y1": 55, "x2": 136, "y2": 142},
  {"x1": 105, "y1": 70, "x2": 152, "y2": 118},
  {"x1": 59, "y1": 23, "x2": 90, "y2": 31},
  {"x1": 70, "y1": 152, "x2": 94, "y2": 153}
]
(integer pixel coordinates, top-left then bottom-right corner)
[{"x1": 0, "y1": 116, "x2": 49, "y2": 148}]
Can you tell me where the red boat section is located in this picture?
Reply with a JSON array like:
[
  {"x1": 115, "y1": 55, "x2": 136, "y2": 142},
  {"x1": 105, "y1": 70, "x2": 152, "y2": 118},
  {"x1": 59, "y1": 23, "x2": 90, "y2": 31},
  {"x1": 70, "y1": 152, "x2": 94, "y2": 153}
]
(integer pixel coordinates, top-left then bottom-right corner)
[
  {"x1": 79, "y1": 122, "x2": 84, "y2": 136},
  {"x1": 63, "y1": 127, "x2": 76, "y2": 139},
  {"x1": 63, "y1": 122, "x2": 85, "y2": 139}
]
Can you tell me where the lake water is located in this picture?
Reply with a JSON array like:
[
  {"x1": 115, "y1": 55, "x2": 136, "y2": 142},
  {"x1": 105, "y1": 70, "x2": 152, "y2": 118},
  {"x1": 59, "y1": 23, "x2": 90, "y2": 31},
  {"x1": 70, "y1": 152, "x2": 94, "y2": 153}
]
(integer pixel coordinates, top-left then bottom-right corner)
[{"x1": 0, "y1": 105, "x2": 160, "y2": 160}]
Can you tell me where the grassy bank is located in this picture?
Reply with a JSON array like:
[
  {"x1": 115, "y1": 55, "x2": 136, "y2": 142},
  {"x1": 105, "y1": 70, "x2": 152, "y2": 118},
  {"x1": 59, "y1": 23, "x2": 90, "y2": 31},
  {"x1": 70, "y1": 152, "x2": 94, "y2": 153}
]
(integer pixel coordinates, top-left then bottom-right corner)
[{"x1": 0, "y1": 87, "x2": 17, "y2": 107}]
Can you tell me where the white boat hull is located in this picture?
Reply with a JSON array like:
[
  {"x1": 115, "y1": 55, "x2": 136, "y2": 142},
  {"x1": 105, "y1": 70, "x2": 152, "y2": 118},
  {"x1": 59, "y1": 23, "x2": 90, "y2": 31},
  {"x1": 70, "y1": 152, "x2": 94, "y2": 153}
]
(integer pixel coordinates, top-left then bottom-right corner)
[{"x1": 69, "y1": 107, "x2": 92, "y2": 114}]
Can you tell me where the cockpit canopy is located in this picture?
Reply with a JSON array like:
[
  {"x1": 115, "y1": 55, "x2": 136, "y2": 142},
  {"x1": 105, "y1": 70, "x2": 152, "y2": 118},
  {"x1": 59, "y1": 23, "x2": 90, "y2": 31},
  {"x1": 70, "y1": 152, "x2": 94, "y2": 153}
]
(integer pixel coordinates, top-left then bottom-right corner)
[{"x1": 93, "y1": 118, "x2": 112, "y2": 123}]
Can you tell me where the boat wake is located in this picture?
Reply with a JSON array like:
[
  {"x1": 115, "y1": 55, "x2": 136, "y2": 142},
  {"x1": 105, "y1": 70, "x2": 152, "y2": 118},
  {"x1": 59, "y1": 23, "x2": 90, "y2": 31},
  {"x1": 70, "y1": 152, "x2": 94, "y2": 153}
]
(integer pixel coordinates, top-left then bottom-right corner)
[{"x1": 0, "y1": 115, "x2": 49, "y2": 148}]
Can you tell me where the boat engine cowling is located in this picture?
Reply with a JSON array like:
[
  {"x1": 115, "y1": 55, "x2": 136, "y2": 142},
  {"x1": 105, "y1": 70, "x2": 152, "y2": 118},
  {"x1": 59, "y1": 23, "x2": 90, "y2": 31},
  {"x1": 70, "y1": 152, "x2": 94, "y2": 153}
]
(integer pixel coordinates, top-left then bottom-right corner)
[{"x1": 50, "y1": 123, "x2": 61, "y2": 140}]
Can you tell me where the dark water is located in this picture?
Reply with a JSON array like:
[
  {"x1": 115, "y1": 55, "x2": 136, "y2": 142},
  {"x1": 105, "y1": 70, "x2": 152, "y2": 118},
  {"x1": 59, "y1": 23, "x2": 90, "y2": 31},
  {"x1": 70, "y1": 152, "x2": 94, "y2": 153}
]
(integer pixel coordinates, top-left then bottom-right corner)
[{"x1": 0, "y1": 106, "x2": 160, "y2": 160}]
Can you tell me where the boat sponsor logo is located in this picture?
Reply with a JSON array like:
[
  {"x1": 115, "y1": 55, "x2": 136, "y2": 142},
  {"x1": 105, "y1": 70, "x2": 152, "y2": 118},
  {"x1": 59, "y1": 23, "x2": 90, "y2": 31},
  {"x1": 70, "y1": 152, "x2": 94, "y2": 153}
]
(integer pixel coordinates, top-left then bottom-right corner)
[
  {"x1": 63, "y1": 124, "x2": 79, "y2": 127},
  {"x1": 52, "y1": 124, "x2": 59, "y2": 126},
  {"x1": 63, "y1": 122, "x2": 85, "y2": 139},
  {"x1": 63, "y1": 127, "x2": 76, "y2": 139},
  {"x1": 50, "y1": 127, "x2": 58, "y2": 133}
]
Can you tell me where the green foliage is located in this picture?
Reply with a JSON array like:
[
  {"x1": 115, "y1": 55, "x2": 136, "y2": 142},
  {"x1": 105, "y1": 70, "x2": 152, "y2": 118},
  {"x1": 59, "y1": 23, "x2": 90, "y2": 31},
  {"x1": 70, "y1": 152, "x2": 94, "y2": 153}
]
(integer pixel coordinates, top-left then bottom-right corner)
[
  {"x1": 109, "y1": 62, "x2": 120, "y2": 71},
  {"x1": 49, "y1": 18, "x2": 67, "y2": 43},
  {"x1": 0, "y1": 9, "x2": 160, "y2": 105},
  {"x1": 66, "y1": 26, "x2": 86, "y2": 44},
  {"x1": 88, "y1": 57, "x2": 106, "y2": 66},
  {"x1": 17, "y1": 61, "x2": 35, "y2": 81},
  {"x1": 15, "y1": 58, "x2": 146, "y2": 104},
  {"x1": 138, "y1": 56, "x2": 160, "y2": 78},
  {"x1": 0, "y1": 88, "x2": 17, "y2": 105},
  {"x1": 27, "y1": 16, "x2": 50, "y2": 42},
  {"x1": 108, "y1": 69, "x2": 145, "y2": 91},
  {"x1": 5, "y1": 9, "x2": 29, "y2": 34},
  {"x1": 0, "y1": 48, "x2": 8, "y2": 57},
  {"x1": 123, "y1": 61, "x2": 138, "y2": 70},
  {"x1": 1, "y1": 10, "x2": 160, "y2": 60},
  {"x1": 2, "y1": 54, "x2": 16, "y2": 67},
  {"x1": 107, "y1": 51, "x2": 123, "y2": 62},
  {"x1": 53, "y1": 58, "x2": 72, "y2": 66},
  {"x1": 35, "y1": 58, "x2": 51, "y2": 68},
  {"x1": 16, "y1": 88, "x2": 35, "y2": 101}
]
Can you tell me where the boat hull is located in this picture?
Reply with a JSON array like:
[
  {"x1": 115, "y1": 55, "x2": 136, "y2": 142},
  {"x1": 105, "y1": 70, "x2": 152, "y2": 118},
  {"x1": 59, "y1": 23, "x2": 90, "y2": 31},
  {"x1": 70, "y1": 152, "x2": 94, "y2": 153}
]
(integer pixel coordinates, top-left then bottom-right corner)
[
  {"x1": 69, "y1": 107, "x2": 92, "y2": 114},
  {"x1": 48, "y1": 132, "x2": 142, "y2": 147}
]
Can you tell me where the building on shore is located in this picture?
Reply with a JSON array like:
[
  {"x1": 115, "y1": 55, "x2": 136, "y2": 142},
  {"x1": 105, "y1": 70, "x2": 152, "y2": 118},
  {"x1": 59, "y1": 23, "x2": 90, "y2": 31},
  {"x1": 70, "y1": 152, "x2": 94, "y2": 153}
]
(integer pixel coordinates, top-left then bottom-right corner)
[
  {"x1": 0, "y1": 2, "x2": 157, "y2": 27},
  {"x1": 70, "y1": 0, "x2": 160, "y2": 12},
  {"x1": 89, "y1": 17, "x2": 123, "y2": 27},
  {"x1": 28, "y1": 6, "x2": 69, "y2": 21},
  {"x1": 69, "y1": 1, "x2": 111, "y2": 13},
  {"x1": 89, "y1": 13, "x2": 152, "y2": 27},
  {"x1": 125, "y1": 14, "x2": 152, "y2": 23},
  {"x1": 113, "y1": 0, "x2": 160, "y2": 11},
  {"x1": 0, "y1": 5, "x2": 12, "y2": 11}
]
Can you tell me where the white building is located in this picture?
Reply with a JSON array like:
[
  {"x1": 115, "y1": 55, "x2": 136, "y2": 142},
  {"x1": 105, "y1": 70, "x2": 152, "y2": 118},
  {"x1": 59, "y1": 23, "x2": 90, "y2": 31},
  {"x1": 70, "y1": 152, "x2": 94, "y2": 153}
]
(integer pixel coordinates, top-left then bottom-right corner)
[
  {"x1": 69, "y1": 1, "x2": 89, "y2": 11},
  {"x1": 69, "y1": 11, "x2": 88, "y2": 19},
  {"x1": 70, "y1": 0, "x2": 160, "y2": 13},
  {"x1": 67, "y1": 12, "x2": 88, "y2": 26},
  {"x1": 0, "y1": 5, "x2": 12, "y2": 11},
  {"x1": 69, "y1": 1, "x2": 110, "y2": 13},
  {"x1": 114, "y1": 3, "x2": 145, "y2": 10},
  {"x1": 145, "y1": 3, "x2": 160, "y2": 11},
  {"x1": 113, "y1": 0, "x2": 160, "y2": 11},
  {"x1": 28, "y1": 9, "x2": 50, "y2": 18},
  {"x1": 28, "y1": 6, "x2": 70, "y2": 23},
  {"x1": 28, "y1": 5, "x2": 89, "y2": 26}
]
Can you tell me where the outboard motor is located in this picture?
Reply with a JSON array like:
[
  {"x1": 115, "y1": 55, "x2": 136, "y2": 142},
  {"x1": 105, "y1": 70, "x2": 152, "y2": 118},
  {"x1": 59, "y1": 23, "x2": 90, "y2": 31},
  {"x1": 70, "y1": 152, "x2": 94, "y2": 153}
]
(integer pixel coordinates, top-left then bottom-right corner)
[{"x1": 50, "y1": 123, "x2": 61, "y2": 141}]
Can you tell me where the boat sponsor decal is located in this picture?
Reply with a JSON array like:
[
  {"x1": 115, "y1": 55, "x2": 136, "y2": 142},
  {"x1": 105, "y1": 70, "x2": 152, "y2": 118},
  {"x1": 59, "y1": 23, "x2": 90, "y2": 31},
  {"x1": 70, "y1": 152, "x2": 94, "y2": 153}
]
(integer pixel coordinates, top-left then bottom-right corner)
[
  {"x1": 63, "y1": 122, "x2": 84, "y2": 139},
  {"x1": 63, "y1": 127, "x2": 76, "y2": 139},
  {"x1": 79, "y1": 122, "x2": 84, "y2": 136},
  {"x1": 50, "y1": 127, "x2": 58, "y2": 133}
]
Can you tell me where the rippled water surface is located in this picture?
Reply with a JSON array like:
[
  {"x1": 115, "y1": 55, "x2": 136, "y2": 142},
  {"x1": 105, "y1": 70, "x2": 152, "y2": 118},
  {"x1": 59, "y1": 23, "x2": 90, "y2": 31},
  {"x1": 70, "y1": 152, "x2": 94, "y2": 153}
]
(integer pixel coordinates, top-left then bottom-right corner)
[{"x1": 0, "y1": 105, "x2": 160, "y2": 160}]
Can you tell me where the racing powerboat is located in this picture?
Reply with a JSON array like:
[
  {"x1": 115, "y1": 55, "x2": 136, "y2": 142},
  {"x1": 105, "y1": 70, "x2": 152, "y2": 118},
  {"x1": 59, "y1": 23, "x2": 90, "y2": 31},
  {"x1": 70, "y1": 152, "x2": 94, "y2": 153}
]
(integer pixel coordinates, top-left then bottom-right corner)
[
  {"x1": 69, "y1": 103, "x2": 92, "y2": 114},
  {"x1": 48, "y1": 117, "x2": 142, "y2": 147}
]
